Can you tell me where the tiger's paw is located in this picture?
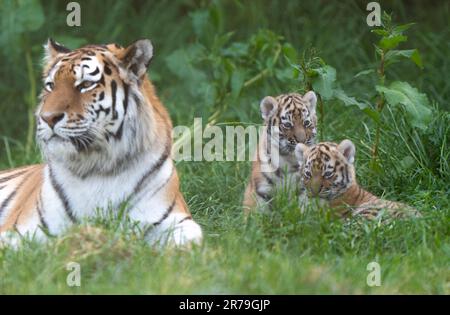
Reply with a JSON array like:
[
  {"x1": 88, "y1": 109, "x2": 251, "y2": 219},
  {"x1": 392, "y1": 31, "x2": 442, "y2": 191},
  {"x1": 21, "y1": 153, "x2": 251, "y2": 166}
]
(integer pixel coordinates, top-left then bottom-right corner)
[{"x1": 146, "y1": 218, "x2": 203, "y2": 250}]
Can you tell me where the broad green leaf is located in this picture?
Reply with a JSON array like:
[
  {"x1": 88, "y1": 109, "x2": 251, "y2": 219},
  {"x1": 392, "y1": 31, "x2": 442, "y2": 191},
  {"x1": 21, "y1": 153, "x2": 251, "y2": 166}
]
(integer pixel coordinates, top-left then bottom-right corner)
[
  {"x1": 354, "y1": 69, "x2": 375, "y2": 78},
  {"x1": 379, "y1": 34, "x2": 407, "y2": 51},
  {"x1": 392, "y1": 23, "x2": 415, "y2": 35},
  {"x1": 311, "y1": 65, "x2": 336, "y2": 100},
  {"x1": 222, "y1": 42, "x2": 249, "y2": 58},
  {"x1": 363, "y1": 108, "x2": 381, "y2": 124},
  {"x1": 371, "y1": 29, "x2": 389, "y2": 37},
  {"x1": 282, "y1": 43, "x2": 298, "y2": 63},
  {"x1": 376, "y1": 81, "x2": 432, "y2": 130},
  {"x1": 385, "y1": 49, "x2": 423, "y2": 69},
  {"x1": 333, "y1": 89, "x2": 368, "y2": 110}
]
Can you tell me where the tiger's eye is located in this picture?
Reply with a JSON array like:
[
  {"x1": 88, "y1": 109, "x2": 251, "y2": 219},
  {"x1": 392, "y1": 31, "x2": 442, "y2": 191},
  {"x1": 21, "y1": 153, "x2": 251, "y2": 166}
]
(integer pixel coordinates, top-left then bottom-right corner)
[
  {"x1": 304, "y1": 119, "x2": 311, "y2": 127},
  {"x1": 78, "y1": 81, "x2": 95, "y2": 90},
  {"x1": 45, "y1": 82, "x2": 54, "y2": 92},
  {"x1": 282, "y1": 121, "x2": 293, "y2": 129},
  {"x1": 304, "y1": 170, "x2": 312, "y2": 178},
  {"x1": 324, "y1": 171, "x2": 333, "y2": 179}
]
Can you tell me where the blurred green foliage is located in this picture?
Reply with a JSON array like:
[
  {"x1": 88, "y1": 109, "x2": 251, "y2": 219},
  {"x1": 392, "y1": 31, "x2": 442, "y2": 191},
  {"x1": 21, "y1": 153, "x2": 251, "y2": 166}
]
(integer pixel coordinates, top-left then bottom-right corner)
[{"x1": 0, "y1": 0, "x2": 448, "y2": 136}]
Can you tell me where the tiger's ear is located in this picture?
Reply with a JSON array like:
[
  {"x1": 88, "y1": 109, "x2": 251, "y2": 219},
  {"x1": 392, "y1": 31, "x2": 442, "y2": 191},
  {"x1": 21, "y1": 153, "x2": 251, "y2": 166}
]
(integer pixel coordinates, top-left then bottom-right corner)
[
  {"x1": 118, "y1": 39, "x2": 153, "y2": 81},
  {"x1": 337, "y1": 139, "x2": 356, "y2": 164},
  {"x1": 260, "y1": 96, "x2": 278, "y2": 121},
  {"x1": 303, "y1": 91, "x2": 317, "y2": 113},
  {"x1": 44, "y1": 38, "x2": 71, "y2": 63},
  {"x1": 295, "y1": 143, "x2": 308, "y2": 162}
]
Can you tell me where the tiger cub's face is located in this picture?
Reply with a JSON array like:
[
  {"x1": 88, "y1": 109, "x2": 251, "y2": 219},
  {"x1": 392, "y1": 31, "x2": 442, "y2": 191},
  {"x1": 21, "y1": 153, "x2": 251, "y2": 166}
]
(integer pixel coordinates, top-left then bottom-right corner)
[
  {"x1": 260, "y1": 92, "x2": 317, "y2": 156},
  {"x1": 36, "y1": 39, "x2": 153, "y2": 156},
  {"x1": 295, "y1": 140, "x2": 356, "y2": 200}
]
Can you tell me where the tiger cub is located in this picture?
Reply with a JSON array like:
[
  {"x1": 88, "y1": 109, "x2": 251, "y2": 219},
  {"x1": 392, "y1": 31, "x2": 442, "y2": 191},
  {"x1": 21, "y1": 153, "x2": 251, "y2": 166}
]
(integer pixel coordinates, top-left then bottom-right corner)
[
  {"x1": 294, "y1": 140, "x2": 421, "y2": 219},
  {"x1": 0, "y1": 39, "x2": 202, "y2": 248},
  {"x1": 243, "y1": 92, "x2": 318, "y2": 213}
]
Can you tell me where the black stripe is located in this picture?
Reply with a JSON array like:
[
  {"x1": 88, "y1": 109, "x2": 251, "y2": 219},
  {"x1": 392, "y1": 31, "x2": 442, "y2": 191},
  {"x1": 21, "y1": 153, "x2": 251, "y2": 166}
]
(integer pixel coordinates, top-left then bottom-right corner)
[
  {"x1": 114, "y1": 121, "x2": 124, "y2": 140},
  {"x1": 0, "y1": 190, "x2": 17, "y2": 219},
  {"x1": 143, "y1": 198, "x2": 177, "y2": 238},
  {"x1": 104, "y1": 64, "x2": 112, "y2": 75},
  {"x1": 123, "y1": 83, "x2": 129, "y2": 115},
  {"x1": 111, "y1": 80, "x2": 118, "y2": 119},
  {"x1": 48, "y1": 166, "x2": 77, "y2": 223},
  {"x1": 0, "y1": 185, "x2": 5, "y2": 191},
  {"x1": 132, "y1": 145, "x2": 171, "y2": 196},
  {"x1": 275, "y1": 168, "x2": 282, "y2": 178},
  {"x1": 262, "y1": 172, "x2": 274, "y2": 185},
  {"x1": 98, "y1": 75, "x2": 105, "y2": 86},
  {"x1": 178, "y1": 216, "x2": 192, "y2": 224},
  {"x1": 256, "y1": 189, "x2": 270, "y2": 202},
  {"x1": 344, "y1": 165, "x2": 349, "y2": 183},
  {"x1": 154, "y1": 198, "x2": 176, "y2": 227},
  {"x1": 89, "y1": 67, "x2": 99, "y2": 76},
  {"x1": 0, "y1": 172, "x2": 31, "y2": 218},
  {"x1": 131, "y1": 166, "x2": 174, "y2": 208},
  {"x1": 0, "y1": 170, "x2": 28, "y2": 184},
  {"x1": 36, "y1": 193, "x2": 49, "y2": 232}
]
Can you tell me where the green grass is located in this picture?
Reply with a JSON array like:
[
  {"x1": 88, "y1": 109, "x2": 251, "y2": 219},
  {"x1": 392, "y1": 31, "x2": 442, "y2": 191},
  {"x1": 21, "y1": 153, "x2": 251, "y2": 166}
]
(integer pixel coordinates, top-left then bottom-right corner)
[
  {"x1": 0, "y1": 159, "x2": 448, "y2": 294},
  {"x1": 0, "y1": 0, "x2": 449, "y2": 294}
]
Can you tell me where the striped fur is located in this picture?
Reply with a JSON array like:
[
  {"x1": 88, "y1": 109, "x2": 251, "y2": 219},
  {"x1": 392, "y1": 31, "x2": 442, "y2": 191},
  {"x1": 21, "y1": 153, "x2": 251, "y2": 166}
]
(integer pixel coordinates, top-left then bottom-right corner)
[
  {"x1": 243, "y1": 92, "x2": 317, "y2": 213},
  {"x1": 295, "y1": 140, "x2": 421, "y2": 220},
  {"x1": 0, "y1": 39, "x2": 202, "y2": 248}
]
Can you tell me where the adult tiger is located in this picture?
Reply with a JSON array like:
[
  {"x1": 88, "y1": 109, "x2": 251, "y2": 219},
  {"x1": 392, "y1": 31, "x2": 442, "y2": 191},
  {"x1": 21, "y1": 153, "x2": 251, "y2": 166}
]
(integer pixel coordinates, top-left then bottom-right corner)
[
  {"x1": 243, "y1": 92, "x2": 318, "y2": 213},
  {"x1": 0, "y1": 39, "x2": 202, "y2": 248},
  {"x1": 294, "y1": 140, "x2": 421, "y2": 219}
]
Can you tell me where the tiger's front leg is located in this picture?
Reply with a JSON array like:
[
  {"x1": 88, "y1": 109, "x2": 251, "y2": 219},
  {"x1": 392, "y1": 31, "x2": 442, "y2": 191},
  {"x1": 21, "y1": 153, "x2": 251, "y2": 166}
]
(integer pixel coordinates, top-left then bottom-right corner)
[
  {"x1": 128, "y1": 164, "x2": 203, "y2": 249},
  {"x1": 144, "y1": 210, "x2": 203, "y2": 249}
]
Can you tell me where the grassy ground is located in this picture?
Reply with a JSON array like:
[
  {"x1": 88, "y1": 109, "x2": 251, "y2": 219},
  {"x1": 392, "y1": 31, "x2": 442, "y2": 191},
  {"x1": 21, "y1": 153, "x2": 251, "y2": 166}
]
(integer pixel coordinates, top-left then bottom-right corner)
[{"x1": 0, "y1": 1, "x2": 449, "y2": 294}]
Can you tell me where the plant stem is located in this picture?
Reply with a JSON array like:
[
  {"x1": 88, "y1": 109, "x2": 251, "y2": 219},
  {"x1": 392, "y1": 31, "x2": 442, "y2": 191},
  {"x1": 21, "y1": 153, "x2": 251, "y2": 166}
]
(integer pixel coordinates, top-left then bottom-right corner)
[{"x1": 371, "y1": 50, "x2": 386, "y2": 161}]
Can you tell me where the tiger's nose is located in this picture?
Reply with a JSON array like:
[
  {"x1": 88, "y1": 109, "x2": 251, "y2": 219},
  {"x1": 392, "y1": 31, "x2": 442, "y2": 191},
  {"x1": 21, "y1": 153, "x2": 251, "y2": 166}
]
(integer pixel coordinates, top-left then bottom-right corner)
[
  {"x1": 310, "y1": 177, "x2": 322, "y2": 196},
  {"x1": 40, "y1": 112, "x2": 65, "y2": 128}
]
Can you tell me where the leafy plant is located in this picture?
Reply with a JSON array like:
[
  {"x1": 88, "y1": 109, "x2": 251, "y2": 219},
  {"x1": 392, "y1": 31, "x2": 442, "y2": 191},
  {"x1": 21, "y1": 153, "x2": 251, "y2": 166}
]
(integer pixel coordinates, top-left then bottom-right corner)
[
  {"x1": 291, "y1": 49, "x2": 368, "y2": 140},
  {"x1": 368, "y1": 13, "x2": 431, "y2": 170}
]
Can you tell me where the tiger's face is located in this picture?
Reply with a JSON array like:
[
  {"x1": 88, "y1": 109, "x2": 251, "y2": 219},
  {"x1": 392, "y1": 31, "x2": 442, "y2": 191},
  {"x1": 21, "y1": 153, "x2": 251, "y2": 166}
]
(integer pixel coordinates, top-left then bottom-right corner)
[
  {"x1": 36, "y1": 39, "x2": 153, "y2": 172},
  {"x1": 260, "y1": 92, "x2": 317, "y2": 156},
  {"x1": 295, "y1": 140, "x2": 356, "y2": 200}
]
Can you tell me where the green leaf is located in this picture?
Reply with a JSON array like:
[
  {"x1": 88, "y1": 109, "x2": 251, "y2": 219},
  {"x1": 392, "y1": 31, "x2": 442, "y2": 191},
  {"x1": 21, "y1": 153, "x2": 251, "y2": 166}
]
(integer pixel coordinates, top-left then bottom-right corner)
[
  {"x1": 311, "y1": 65, "x2": 336, "y2": 100},
  {"x1": 379, "y1": 34, "x2": 407, "y2": 51},
  {"x1": 363, "y1": 108, "x2": 381, "y2": 124},
  {"x1": 333, "y1": 89, "x2": 368, "y2": 110},
  {"x1": 376, "y1": 81, "x2": 432, "y2": 130},
  {"x1": 392, "y1": 23, "x2": 415, "y2": 35},
  {"x1": 222, "y1": 42, "x2": 249, "y2": 58},
  {"x1": 282, "y1": 43, "x2": 297, "y2": 63},
  {"x1": 385, "y1": 49, "x2": 423, "y2": 69},
  {"x1": 371, "y1": 29, "x2": 389, "y2": 37},
  {"x1": 230, "y1": 69, "x2": 245, "y2": 99},
  {"x1": 354, "y1": 69, "x2": 375, "y2": 78}
]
